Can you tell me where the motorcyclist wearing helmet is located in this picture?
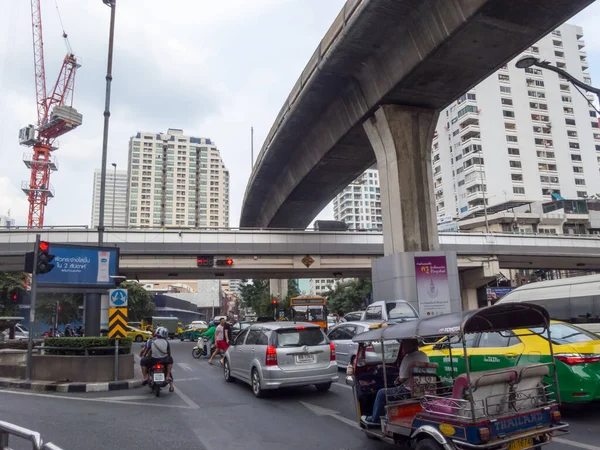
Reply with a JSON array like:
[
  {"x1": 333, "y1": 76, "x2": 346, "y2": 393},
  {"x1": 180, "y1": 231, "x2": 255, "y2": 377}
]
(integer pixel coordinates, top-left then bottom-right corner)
[{"x1": 141, "y1": 327, "x2": 174, "y2": 392}]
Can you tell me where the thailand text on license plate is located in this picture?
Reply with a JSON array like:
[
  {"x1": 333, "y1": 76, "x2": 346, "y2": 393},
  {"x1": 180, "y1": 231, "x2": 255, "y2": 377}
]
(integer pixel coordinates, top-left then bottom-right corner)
[
  {"x1": 153, "y1": 373, "x2": 165, "y2": 382},
  {"x1": 508, "y1": 438, "x2": 533, "y2": 450},
  {"x1": 296, "y1": 354, "x2": 316, "y2": 364}
]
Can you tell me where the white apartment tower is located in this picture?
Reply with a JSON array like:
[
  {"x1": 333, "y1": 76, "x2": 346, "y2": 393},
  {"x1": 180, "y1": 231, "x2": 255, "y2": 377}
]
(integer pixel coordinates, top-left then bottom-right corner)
[
  {"x1": 127, "y1": 129, "x2": 230, "y2": 228},
  {"x1": 332, "y1": 168, "x2": 382, "y2": 230},
  {"x1": 433, "y1": 23, "x2": 600, "y2": 219},
  {"x1": 91, "y1": 168, "x2": 128, "y2": 227}
]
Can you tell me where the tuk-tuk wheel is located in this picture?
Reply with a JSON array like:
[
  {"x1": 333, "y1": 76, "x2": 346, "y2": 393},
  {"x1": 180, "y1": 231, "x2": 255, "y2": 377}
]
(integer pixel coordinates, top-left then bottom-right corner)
[{"x1": 415, "y1": 437, "x2": 444, "y2": 450}]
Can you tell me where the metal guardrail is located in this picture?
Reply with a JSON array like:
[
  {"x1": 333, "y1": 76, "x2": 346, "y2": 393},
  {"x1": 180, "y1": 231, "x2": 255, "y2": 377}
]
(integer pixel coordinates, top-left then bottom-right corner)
[{"x1": 0, "y1": 420, "x2": 63, "y2": 450}]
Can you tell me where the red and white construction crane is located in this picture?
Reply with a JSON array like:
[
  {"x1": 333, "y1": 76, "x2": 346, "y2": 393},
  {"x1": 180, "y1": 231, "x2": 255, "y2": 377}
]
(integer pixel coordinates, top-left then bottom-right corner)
[{"x1": 20, "y1": 0, "x2": 82, "y2": 228}]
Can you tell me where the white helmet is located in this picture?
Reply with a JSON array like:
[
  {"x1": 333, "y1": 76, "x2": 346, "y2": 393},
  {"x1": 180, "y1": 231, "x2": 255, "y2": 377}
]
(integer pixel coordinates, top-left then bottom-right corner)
[{"x1": 156, "y1": 327, "x2": 168, "y2": 338}]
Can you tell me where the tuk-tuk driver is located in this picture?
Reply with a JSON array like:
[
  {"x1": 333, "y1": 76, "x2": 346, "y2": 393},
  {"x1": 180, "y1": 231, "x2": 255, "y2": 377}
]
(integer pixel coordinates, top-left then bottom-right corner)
[{"x1": 362, "y1": 338, "x2": 429, "y2": 425}]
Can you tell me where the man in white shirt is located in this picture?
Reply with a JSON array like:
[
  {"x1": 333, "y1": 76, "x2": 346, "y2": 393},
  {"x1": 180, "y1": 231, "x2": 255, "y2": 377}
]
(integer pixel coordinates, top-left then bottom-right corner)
[{"x1": 362, "y1": 339, "x2": 429, "y2": 425}]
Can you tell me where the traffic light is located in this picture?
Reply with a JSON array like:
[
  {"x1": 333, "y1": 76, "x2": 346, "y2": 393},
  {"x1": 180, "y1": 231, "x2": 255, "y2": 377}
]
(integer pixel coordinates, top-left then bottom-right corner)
[
  {"x1": 272, "y1": 299, "x2": 278, "y2": 306},
  {"x1": 37, "y1": 241, "x2": 55, "y2": 274},
  {"x1": 9, "y1": 290, "x2": 22, "y2": 303},
  {"x1": 197, "y1": 255, "x2": 214, "y2": 267},
  {"x1": 215, "y1": 259, "x2": 234, "y2": 266}
]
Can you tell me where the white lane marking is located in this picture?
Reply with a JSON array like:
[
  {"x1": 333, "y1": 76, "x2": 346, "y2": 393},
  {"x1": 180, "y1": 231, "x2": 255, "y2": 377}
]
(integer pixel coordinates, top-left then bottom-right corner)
[
  {"x1": 177, "y1": 362, "x2": 194, "y2": 372},
  {"x1": 0, "y1": 389, "x2": 193, "y2": 409},
  {"x1": 173, "y1": 385, "x2": 200, "y2": 409},
  {"x1": 173, "y1": 377, "x2": 203, "y2": 383},
  {"x1": 554, "y1": 438, "x2": 600, "y2": 450},
  {"x1": 299, "y1": 401, "x2": 359, "y2": 429}
]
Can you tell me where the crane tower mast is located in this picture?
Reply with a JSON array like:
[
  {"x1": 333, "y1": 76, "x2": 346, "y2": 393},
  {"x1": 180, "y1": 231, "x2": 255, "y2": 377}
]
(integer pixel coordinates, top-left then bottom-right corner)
[{"x1": 20, "y1": 0, "x2": 82, "y2": 228}]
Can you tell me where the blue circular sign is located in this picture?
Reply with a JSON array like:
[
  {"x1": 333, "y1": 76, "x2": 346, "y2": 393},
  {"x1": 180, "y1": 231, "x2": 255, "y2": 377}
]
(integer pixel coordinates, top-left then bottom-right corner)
[{"x1": 110, "y1": 289, "x2": 127, "y2": 306}]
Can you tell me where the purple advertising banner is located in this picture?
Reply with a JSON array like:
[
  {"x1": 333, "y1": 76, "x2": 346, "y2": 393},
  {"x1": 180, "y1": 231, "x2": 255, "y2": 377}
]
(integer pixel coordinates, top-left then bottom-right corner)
[{"x1": 414, "y1": 255, "x2": 451, "y2": 317}]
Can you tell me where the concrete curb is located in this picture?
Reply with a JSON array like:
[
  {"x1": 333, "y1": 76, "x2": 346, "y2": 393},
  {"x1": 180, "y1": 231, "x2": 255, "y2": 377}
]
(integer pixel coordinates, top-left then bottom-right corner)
[{"x1": 0, "y1": 377, "x2": 142, "y2": 393}]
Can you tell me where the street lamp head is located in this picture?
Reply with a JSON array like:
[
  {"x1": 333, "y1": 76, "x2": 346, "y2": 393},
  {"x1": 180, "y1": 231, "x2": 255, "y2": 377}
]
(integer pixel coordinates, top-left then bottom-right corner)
[
  {"x1": 515, "y1": 56, "x2": 539, "y2": 69},
  {"x1": 111, "y1": 162, "x2": 117, "y2": 168},
  {"x1": 102, "y1": 0, "x2": 115, "y2": 6}
]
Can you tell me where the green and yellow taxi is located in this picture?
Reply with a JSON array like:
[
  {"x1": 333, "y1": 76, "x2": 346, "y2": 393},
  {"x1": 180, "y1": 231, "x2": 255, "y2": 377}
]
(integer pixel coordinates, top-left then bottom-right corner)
[
  {"x1": 423, "y1": 320, "x2": 600, "y2": 404},
  {"x1": 127, "y1": 326, "x2": 153, "y2": 342}
]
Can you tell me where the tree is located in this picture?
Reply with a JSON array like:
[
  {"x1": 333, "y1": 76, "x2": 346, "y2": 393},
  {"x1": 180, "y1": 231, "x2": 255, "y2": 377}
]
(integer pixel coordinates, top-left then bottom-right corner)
[
  {"x1": 325, "y1": 278, "x2": 372, "y2": 315},
  {"x1": 119, "y1": 280, "x2": 156, "y2": 321},
  {"x1": 0, "y1": 271, "x2": 28, "y2": 317},
  {"x1": 36, "y1": 293, "x2": 82, "y2": 327},
  {"x1": 239, "y1": 279, "x2": 271, "y2": 316}
]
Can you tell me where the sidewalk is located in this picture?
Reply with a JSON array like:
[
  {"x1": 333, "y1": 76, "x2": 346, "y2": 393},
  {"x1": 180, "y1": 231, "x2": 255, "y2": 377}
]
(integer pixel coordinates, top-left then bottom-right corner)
[{"x1": 0, "y1": 377, "x2": 142, "y2": 393}]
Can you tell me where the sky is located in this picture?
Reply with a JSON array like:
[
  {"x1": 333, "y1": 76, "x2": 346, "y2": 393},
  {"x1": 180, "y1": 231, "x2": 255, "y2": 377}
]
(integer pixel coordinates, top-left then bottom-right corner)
[{"x1": 1, "y1": 0, "x2": 600, "y2": 228}]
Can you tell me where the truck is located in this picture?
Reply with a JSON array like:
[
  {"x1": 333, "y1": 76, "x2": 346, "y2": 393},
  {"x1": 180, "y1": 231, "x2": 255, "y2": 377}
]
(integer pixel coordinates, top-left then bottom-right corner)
[
  {"x1": 359, "y1": 300, "x2": 419, "y2": 323},
  {"x1": 141, "y1": 316, "x2": 182, "y2": 338}
]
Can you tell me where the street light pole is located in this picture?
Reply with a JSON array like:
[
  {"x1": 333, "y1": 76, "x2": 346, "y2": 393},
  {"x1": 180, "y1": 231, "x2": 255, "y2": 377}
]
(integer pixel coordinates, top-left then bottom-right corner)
[
  {"x1": 111, "y1": 162, "x2": 117, "y2": 227},
  {"x1": 515, "y1": 56, "x2": 600, "y2": 104},
  {"x1": 98, "y1": 0, "x2": 116, "y2": 246}
]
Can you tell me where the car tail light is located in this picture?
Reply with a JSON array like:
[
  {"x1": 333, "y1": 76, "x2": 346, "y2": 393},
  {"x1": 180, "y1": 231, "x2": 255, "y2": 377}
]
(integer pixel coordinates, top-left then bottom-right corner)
[
  {"x1": 330, "y1": 342, "x2": 336, "y2": 361},
  {"x1": 155, "y1": 364, "x2": 162, "y2": 370},
  {"x1": 478, "y1": 427, "x2": 490, "y2": 442},
  {"x1": 266, "y1": 345, "x2": 278, "y2": 366},
  {"x1": 295, "y1": 326, "x2": 306, "y2": 330},
  {"x1": 555, "y1": 353, "x2": 600, "y2": 365},
  {"x1": 551, "y1": 410, "x2": 562, "y2": 423}
]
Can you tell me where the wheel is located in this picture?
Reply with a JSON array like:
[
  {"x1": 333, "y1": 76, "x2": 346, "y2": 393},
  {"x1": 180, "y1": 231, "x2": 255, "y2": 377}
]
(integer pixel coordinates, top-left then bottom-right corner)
[
  {"x1": 223, "y1": 358, "x2": 234, "y2": 383},
  {"x1": 315, "y1": 382, "x2": 332, "y2": 392},
  {"x1": 251, "y1": 368, "x2": 265, "y2": 398},
  {"x1": 180, "y1": 336, "x2": 185, "y2": 341},
  {"x1": 192, "y1": 348, "x2": 202, "y2": 359},
  {"x1": 415, "y1": 437, "x2": 444, "y2": 450},
  {"x1": 135, "y1": 335, "x2": 143, "y2": 342}
]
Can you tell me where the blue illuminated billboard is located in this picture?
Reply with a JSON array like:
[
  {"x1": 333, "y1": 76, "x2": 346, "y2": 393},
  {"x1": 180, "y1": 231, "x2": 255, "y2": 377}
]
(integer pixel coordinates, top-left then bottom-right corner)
[{"x1": 37, "y1": 244, "x2": 120, "y2": 288}]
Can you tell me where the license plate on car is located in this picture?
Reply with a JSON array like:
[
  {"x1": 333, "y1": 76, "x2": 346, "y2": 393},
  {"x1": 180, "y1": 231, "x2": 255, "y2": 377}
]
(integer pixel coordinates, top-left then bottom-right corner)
[
  {"x1": 296, "y1": 354, "x2": 316, "y2": 364},
  {"x1": 508, "y1": 438, "x2": 533, "y2": 450},
  {"x1": 153, "y1": 373, "x2": 165, "y2": 382}
]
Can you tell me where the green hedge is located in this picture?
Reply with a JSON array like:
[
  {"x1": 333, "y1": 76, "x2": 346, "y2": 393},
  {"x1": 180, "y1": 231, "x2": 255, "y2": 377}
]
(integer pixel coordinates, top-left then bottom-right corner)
[{"x1": 43, "y1": 337, "x2": 132, "y2": 355}]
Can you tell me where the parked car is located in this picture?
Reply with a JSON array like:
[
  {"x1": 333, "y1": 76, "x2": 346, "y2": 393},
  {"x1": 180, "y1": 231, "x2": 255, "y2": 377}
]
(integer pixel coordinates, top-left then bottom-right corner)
[
  {"x1": 127, "y1": 326, "x2": 152, "y2": 342},
  {"x1": 422, "y1": 320, "x2": 600, "y2": 404},
  {"x1": 327, "y1": 321, "x2": 399, "y2": 368},
  {"x1": 359, "y1": 300, "x2": 418, "y2": 323},
  {"x1": 222, "y1": 322, "x2": 338, "y2": 397}
]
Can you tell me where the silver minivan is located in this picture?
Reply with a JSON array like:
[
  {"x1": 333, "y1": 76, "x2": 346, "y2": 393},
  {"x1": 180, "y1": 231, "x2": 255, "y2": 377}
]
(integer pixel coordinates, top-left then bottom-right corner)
[{"x1": 223, "y1": 322, "x2": 338, "y2": 398}]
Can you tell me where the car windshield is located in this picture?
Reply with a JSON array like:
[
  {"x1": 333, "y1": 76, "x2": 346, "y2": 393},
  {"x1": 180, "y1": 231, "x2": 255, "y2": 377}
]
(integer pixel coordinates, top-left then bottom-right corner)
[
  {"x1": 530, "y1": 323, "x2": 600, "y2": 345},
  {"x1": 386, "y1": 302, "x2": 418, "y2": 321},
  {"x1": 274, "y1": 327, "x2": 327, "y2": 348}
]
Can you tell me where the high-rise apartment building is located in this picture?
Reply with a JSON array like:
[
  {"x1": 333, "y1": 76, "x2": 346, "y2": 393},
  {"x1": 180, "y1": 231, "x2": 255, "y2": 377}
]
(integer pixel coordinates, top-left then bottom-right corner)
[
  {"x1": 433, "y1": 23, "x2": 600, "y2": 219},
  {"x1": 127, "y1": 129, "x2": 230, "y2": 228},
  {"x1": 310, "y1": 278, "x2": 336, "y2": 296},
  {"x1": 91, "y1": 168, "x2": 128, "y2": 227},
  {"x1": 332, "y1": 168, "x2": 382, "y2": 230}
]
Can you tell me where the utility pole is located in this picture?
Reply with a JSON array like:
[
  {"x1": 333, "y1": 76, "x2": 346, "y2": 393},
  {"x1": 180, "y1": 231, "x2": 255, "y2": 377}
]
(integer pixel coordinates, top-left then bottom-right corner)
[
  {"x1": 25, "y1": 234, "x2": 40, "y2": 381},
  {"x1": 111, "y1": 162, "x2": 117, "y2": 227}
]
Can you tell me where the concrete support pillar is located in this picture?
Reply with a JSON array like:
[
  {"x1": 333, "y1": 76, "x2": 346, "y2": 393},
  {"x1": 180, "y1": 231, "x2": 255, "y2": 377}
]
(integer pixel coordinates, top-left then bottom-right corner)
[
  {"x1": 269, "y1": 279, "x2": 288, "y2": 299},
  {"x1": 84, "y1": 293, "x2": 102, "y2": 336},
  {"x1": 363, "y1": 105, "x2": 440, "y2": 255},
  {"x1": 459, "y1": 259, "x2": 500, "y2": 310}
]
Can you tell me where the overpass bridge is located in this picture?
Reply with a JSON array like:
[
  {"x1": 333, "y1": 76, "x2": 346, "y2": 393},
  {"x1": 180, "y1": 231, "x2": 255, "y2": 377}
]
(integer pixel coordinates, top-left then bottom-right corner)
[
  {"x1": 240, "y1": 0, "x2": 593, "y2": 256},
  {"x1": 1, "y1": 228, "x2": 599, "y2": 279}
]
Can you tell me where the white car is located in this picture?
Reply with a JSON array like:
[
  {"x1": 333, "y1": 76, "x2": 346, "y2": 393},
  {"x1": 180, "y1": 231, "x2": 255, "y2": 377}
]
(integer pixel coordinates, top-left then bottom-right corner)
[{"x1": 2, "y1": 323, "x2": 29, "y2": 340}]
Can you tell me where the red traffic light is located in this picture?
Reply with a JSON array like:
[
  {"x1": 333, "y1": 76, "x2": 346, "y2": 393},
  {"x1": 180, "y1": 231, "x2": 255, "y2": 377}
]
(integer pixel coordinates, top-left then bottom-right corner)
[
  {"x1": 225, "y1": 259, "x2": 233, "y2": 266},
  {"x1": 12, "y1": 294, "x2": 17, "y2": 300},
  {"x1": 58, "y1": 305, "x2": 62, "y2": 311},
  {"x1": 39, "y1": 241, "x2": 50, "y2": 252},
  {"x1": 272, "y1": 299, "x2": 278, "y2": 305}
]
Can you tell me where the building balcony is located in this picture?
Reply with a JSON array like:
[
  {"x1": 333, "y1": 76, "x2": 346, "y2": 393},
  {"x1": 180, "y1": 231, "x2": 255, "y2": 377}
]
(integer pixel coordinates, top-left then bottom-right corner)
[
  {"x1": 459, "y1": 124, "x2": 480, "y2": 140},
  {"x1": 460, "y1": 136, "x2": 481, "y2": 149}
]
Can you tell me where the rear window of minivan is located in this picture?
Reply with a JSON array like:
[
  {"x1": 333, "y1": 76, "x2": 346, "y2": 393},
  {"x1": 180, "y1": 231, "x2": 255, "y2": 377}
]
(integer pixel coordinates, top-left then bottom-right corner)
[{"x1": 274, "y1": 327, "x2": 328, "y2": 348}]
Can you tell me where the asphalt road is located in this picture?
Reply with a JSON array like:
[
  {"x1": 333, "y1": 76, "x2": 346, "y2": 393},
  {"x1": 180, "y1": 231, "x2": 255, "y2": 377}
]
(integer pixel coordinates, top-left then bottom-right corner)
[{"x1": 0, "y1": 341, "x2": 598, "y2": 450}]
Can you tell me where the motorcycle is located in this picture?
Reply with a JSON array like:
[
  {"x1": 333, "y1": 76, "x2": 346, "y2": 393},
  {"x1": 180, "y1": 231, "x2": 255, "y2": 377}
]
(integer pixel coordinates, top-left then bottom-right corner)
[
  {"x1": 192, "y1": 336, "x2": 215, "y2": 359},
  {"x1": 148, "y1": 362, "x2": 171, "y2": 397}
]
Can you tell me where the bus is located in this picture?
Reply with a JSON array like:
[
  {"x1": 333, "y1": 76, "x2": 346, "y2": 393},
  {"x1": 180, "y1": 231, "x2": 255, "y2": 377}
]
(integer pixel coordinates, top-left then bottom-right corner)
[
  {"x1": 496, "y1": 274, "x2": 600, "y2": 333},
  {"x1": 289, "y1": 296, "x2": 328, "y2": 329}
]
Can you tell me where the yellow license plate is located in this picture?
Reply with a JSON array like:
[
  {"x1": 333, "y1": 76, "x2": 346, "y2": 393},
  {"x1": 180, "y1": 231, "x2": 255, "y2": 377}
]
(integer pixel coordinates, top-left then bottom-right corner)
[{"x1": 508, "y1": 438, "x2": 533, "y2": 450}]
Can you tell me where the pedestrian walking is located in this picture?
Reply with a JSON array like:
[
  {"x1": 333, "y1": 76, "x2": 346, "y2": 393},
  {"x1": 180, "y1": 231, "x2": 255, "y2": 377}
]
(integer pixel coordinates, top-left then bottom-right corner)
[{"x1": 207, "y1": 318, "x2": 228, "y2": 365}]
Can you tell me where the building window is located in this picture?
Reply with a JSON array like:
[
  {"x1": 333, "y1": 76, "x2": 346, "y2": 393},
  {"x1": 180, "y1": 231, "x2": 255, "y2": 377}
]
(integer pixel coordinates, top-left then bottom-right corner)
[
  {"x1": 565, "y1": 118, "x2": 576, "y2": 126},
  {"x1": 513, "y1": 187, "x2": 525, "y2": 194},
  {"x1": 562, "y1": 95, "x2": 572, "y2": 103},
  {"x1": 498, "y1": 74, "x2": 510, "y2": 82},
  {"x1": 500, "y1": 86, "x2": 511, "y2": 94},
  {"x1": 573, "y1": 166, "x2": 584, "y2": 173},
  {"x1": 503, "y1": 110, "x2": 515, "y2": 118},
  {"x1": 511, "y1": 174, "x2": 523, "y2": 181},
  {"x1": 571, "y1": 154, "x2": 582, "y2": 161},
  {"x1": 501, "y1": 98, "x2": 513, "y2": 106},
  {"x1": 509, "y1": 161, "x2": 522, "y2": 168},
  {"x1": 508, "y1": 148, "x2": 520, "y2": 156},
  {"x1": 506, "y1": 135, "x2": 518, "y2": 142},
  {"x1": 575, "y1": 179, "x2": 586, "y2": 186}
]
